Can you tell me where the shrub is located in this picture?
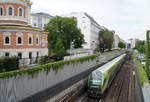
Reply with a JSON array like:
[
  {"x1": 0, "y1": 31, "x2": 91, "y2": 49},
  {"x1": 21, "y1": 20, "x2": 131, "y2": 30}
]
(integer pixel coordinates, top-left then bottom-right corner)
[
  {"x1": 39, "y1": 54, "x2": 66, "y2": 65},
  {"x1": 134, "y1": 52, "x2": 149, "y2": 87},
  {"x1": 0, "y1": 56, "x2": 19, "y2": 73},
  {"x1": 39, "y1": 55, "x2": 51, "y2": 65},
  {"x1": 0, "y1": 53, "x2": 98, "y2": 78}
]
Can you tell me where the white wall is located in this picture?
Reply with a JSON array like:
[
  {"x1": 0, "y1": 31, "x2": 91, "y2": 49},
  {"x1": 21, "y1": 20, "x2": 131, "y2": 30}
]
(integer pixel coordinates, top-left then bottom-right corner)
[
  {"x1": 62, "y1": 12, "x2": 101, "y2": 50},
  {"x1": 113, "y1": 35, "x2": 120, "y2": 49},
  {"x1": 0, "y1": 48, "x2": 48, "y2": 58},
  {"x1": 30, "y1": 14, "x2": 52, "y2": 30},
  {"x1": 0, "y1": 50, "x2": 124, "y2": 102}
]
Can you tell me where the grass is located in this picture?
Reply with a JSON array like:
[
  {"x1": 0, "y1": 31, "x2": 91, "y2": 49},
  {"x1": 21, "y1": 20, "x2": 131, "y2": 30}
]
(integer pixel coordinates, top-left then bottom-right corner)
[{"x1": 134, "y1": 53, "x2": 149, "y2": 87}]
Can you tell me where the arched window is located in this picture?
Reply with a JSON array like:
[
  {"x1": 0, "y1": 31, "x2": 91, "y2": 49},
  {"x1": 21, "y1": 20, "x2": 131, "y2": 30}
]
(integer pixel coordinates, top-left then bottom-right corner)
[
  {"x1": 5, "y1": 37, "x2": 10, "y2": 44},
  {"x1": 29, "y1": 37, "x2": 32, "y2": 44},
  {"x1": 8, "y1": 6, "x2": 13, "y2": 16},
  {"x1": 0, "y1": 7, "x2": 3, "y2": 16},
  {"x1": 19, "y1": 8, "x2": 23, "y2": 16},
  {"x1": 18, "y1": 52, "x2": 22, "y2": 59},
  {"x1": 36, "y1": 38, "x2": 39, "y2": 44},
  {"x1": 18, "y1": 37, "x2": 22, "y2": 44}
]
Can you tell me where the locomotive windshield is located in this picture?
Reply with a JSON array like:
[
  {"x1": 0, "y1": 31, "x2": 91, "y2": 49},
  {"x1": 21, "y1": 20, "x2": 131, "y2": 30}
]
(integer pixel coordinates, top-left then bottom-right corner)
[{"x1": 90, "y1": 70, "x2": 102, "y2": 85}]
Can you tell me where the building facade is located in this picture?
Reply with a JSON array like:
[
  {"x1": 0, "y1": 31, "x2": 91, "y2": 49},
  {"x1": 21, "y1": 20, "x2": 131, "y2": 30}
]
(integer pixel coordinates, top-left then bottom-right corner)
[
  {"x1": 0, "y1": 0, "x2": 48, "y2": 65},
  {"x1": 30, "y1": 12, "x2": 53, "y2": 30},
  {"x1": 113, "y1": 34, "x2": 120, "y2": 49},
  {"x1": 62, "y1": 12, "x2": 102, "y2": 50},
  {"x1": 127, "y1": 38, "x2": 139, "y2": 48}
]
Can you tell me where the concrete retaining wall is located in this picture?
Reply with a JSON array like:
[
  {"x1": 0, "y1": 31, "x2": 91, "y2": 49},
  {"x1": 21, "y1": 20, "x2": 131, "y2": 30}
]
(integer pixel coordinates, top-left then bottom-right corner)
[{"x1": 0, "y1": 51, "x2": 124, "y2": 102}]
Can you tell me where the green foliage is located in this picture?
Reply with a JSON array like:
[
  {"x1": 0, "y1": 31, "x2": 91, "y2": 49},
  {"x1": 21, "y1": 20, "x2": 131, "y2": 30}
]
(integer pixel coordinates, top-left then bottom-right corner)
[
  {"x1": 118, "y1": 41, "x2": 126, "y2": 49},
  {"x1": 99, "y1": 29, "x2": 114, "y2": 51},
  {"x1": 134, "y1": 40, "x2": 145, "y2": 53},
  {"x1": 134, "y1": 55, "x2": 149, "y2": 86},
  {"x1": 54, "y1": 39, "x2": 65, "y2": 55},
  {"x1": 0, "y1": 53, "x2": 99, "y2": 78},
  {"x1": 45, "y1": 16, "x2": 84, "y2": 55},
  {"x1": 94, "y1": 44, "x2": 101, "y2": 53},
  {"x1": 39, "y1": 55, "x2": 51, "y2": 65},
  {"x1": 0, "y1": 56, "x2": 19, "y2": 73}
]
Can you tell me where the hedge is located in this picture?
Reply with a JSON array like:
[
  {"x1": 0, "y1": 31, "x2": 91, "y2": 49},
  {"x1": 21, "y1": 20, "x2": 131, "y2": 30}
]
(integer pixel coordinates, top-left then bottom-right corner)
[
  {"x1": 0, "y1": 56, "x2": 19, "y2": 73},
  {"x1": 0, "y1": 54, "x2": 98, "y2": 78},
  {"x1": 134, "y1": 53, "x2": 149, "y2": 87},
  {"x1": 0, "y1": 50, "x2": 118, "y2": 78}
]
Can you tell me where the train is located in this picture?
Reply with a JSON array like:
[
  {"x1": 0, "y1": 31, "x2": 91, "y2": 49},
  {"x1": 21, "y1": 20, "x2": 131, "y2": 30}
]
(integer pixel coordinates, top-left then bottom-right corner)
[{"x1": 87, "y1": 53, "x2": 126, "y2": 98}]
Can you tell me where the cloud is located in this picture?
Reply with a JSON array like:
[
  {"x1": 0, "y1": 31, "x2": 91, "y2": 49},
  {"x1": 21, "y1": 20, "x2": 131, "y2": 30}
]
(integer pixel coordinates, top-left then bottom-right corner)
[{"x1": 31, "y1": 0, "x2": 150, "y2": 40}]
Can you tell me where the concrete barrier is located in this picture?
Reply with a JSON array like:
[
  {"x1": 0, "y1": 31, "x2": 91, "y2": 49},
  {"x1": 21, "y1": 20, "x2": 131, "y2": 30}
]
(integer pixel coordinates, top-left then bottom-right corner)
[{"x1": 0, "y1": 51, "x2": 125, "y2": 102}]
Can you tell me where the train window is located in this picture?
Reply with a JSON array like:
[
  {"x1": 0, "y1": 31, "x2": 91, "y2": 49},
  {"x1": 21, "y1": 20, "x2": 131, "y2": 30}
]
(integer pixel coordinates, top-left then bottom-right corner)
[{"x1": 91, "y1": 70, "x2": 102, "y2": 80}]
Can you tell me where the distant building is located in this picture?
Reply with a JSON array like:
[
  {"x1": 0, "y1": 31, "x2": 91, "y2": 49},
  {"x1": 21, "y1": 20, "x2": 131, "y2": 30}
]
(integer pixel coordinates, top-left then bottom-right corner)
[
  {"x1": 30, "y1": 12, "x2": 53, "y2": 30},
  {"x1": 62, "y1": 12, "x2": 102, "y2": 51},
  {"x1": 0, "y1": 0, "x2": 48, "y2": 65},
  {"x1": 127, "y1": 38, "x2": 139, "y2": 48},
  {"x1": 113, "y1": 34, "x2": 120, "y2": 49}
]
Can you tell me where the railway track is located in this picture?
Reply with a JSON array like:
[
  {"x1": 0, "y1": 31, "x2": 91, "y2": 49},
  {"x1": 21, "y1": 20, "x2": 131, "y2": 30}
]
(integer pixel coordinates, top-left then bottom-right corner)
[
  {"x1": 57, "y1": 53, "x2": 135, "y2": 102},
  {"x1": 79, "y1": 95, "x2": 101, "y2": 102},
  {"x1": 101, "y1": 52, "x2": 135, "y2": 102}
]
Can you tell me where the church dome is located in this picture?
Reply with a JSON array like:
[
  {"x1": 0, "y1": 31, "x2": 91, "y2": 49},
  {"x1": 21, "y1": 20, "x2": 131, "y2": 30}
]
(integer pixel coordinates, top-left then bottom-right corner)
[{"x1": 0, "y1": 0, "x2": 32, "y2": 25}]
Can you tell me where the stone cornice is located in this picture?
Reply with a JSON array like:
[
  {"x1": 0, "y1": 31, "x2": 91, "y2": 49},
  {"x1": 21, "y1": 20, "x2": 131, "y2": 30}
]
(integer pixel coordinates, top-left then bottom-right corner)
[
  {"x1": 0, "y1": 25, "x2": 48, "y2": 35},
  {"x1": 0, "y1": 16, "x2": 28, "y2": 23},
  {"x1": 0, "y1": 0, "x2": 31, "y2": 7},
  {"x1": 0, "y1": 25, "x2": 47, "y2": 33}
]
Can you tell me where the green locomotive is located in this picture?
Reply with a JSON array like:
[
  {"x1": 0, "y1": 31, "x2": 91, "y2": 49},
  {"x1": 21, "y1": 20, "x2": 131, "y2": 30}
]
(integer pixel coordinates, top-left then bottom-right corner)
[{"x1": 87, "y1": 54, "x2": 126, "y2": 98}]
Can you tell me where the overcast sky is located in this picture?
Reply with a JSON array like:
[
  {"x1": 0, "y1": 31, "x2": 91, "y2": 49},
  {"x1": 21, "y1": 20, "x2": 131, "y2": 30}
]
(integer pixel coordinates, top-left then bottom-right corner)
[{"x1": 31, "y1": 0, "x2": 150, "y2": 40}]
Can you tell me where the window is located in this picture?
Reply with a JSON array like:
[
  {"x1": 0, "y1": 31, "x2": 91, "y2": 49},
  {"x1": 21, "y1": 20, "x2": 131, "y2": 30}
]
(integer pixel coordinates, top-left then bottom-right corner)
[
  {"x1": 3, "y1": 32, "x2": 11, "y2": 45},
  {"x1": 16, "y1": 33, "x2": 23, "y2": 45},
  {"x1": 29, "y1": 52, "x2": 32, "y2": 59},
  {"x1": 37, "y1": 52, "x2": 39, "y2": 58},
  {"x1": 36, "y1": 37, "x2": 39, "y2": 45},
  {"x1": 5, "y1": 53, "x2": 9, "y2": 57},
  {"x1": 18, "y1": 8, "x2": 23, "y2": 16},
  {"x1": 28, "y1": 34, "x2": 33, "y2": 45},
  {"x1": 0, "y1": 7, "x2": 3, "y2": 16},
  {"x1": 5, "y1": 37, "x2": 10, "y2": 44},
  {"x1": 17, "y1": 37, "x2": 22, "y2": 44},
  {"x1": 18, "y1": 52, "x2": 22, "y2": 59},
  {"x1": 29, "y1": 37, "x2": 32, "y2": 44},
  {"x1": 8, "y1": 6, "x2": 13, "y2": 16}
]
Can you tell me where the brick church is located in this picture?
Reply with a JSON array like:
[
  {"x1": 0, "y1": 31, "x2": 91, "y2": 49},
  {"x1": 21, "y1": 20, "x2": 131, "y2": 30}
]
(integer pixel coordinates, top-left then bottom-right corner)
[{"x1": 0, "y1": 0, "x2": 48, "y2": 64}]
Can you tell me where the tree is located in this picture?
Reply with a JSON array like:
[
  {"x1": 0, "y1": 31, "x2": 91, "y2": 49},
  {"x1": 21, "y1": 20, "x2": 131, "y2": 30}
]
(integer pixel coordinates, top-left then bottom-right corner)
[
  {"x1": 134, "y1": 40, "x2": 145, "y2": 53},
  {"x1": 99, "y1": 29, "x2": 114, "y2": 51},
  {"x1": 54, "y1": 39, "x2": 65, "y2": 56},
  {"x1": 45, "y1": 16, "x2": 84, "y2": 55},
  {"x1": 94, "y1": 44, "x2": 101, "y2": 53},
  {"x1": 118, "y1": 41, "x2": 126, "y2": 49}
]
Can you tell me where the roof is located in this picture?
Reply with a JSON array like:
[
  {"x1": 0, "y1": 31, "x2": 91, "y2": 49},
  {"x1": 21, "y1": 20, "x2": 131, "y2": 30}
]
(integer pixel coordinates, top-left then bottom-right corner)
[
  {"x1": 20, "y1": 0, "x2": 32, "y2": 5},
  {"x1": 84, "y1": 13, "x2": 101, "y2": 27},
  {"x1": 31, "y1": 12, "x2": 53, "y2": 18},
  {"x1": 70, "y1": 12, "x2": 101, "y2": 27},
  {"x1": 98, "y1": 54, "x2": 126, "y2": 73}
]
